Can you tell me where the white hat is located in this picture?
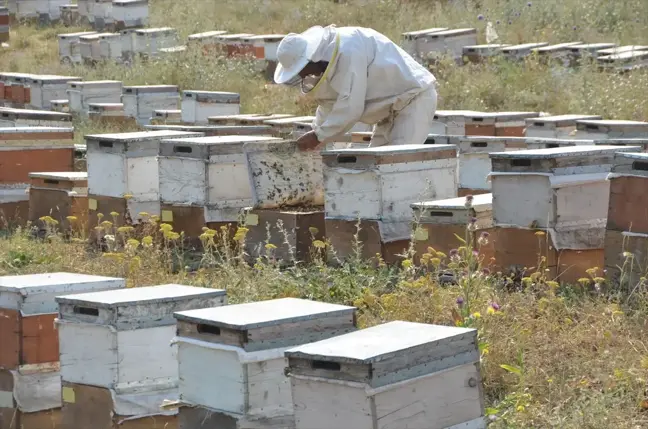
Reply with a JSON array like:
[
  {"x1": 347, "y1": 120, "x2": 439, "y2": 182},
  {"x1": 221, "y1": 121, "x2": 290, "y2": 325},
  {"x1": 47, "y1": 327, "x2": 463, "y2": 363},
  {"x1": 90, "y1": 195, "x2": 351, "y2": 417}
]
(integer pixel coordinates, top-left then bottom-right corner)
[{"x1": 274, "y1": 26, "x2": 326, "y2": 85}]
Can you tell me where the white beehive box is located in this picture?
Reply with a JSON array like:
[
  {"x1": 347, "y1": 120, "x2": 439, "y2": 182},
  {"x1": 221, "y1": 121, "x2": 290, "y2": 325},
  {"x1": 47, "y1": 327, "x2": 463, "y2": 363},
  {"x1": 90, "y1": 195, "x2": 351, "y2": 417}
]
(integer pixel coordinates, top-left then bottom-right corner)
[
  {"x1": 133, "y1": 27, "x2": 178, "y2": 56},
  {"x1": 181, "y1": 90, "x2": 240, "y2": 124},
  {"x1": 462, "y1": 44, "x2": 510, "y2": 62},
  {"x1": 597, "y1": 45, "x2": 648, "y2": 57},
  {"x1": 91, "y1": 0, "x2": 112, "y2": 30},
  {"x1": 465, "y1": 111, "x2": 540, "y2": 136},
  {"x1": 66, "y1": 80, "x2": 122, "y2": 115},
  {"x1": 122, "y1": 85, "x2": 179, "y2": 125},
  {"x1": 322, "y1": 144, "x2": 458, "y2": 240},
  {"x1": 524, "y1": 137, "x2": 587, "y2": 150},
  {"x1": 592, "y1": 138, "x2": 648, "y2": 151},
  {"x1": 187, "y1": 30, "x2": 227, "y2": 45},
  {"x1": 174, "y1": 298, "x2": 357, "y2": 423},
  {"x1": 286, "y1": 321, "x2": 484, "y2": 429},
  {"x1": 39, "y1": 0, "x2": 68, "y2": 22},
  {"x1": 111, "y1": 0, "x2": 148, "y2": 29},
  {"x1": 58, "y1": 31, "x2": 97, "y2": 64},
  {"x1": 79, "y1": 32, "x2": 110, "y2": 63},
  {"x1": 56, "y1": 284, "x2": 226, "y2": 390},
  {"x1": 152, "y1": 109, "x2": 182, "y2": 124},
  {"x1": 532, "y1": 42, "x2": 583, "y2": 64},
  {"x1": 525, "y1": 114, "x2": 603, "y2": 139},
  {"x1": 489, "y1": 145, "x2": 641, "y2": 248},
  {"x1": 263, "y1": 116, "x2": 317, "y2": 137},
  {"x1": 88, "y1": 102, "x2": 126, "y2": 119},
  {"x1": 416, "y1": 28, "x2": 478, "y2": 63},
  {"x1": 412, "y1": 193, "x2": 493, "y2": 228},
  {"x1": 568, "y1": 43, "x2": 617, "y2": 63},
  {"x1": 59, "y1": 4, "x2": 78, "y2": 26},
  {"x1": 240, "y1": 34, "x2": 285, "y2": 61},
  {"x1": 14, "y1": 0, "x2": 39, "y2": 19},
  {"x1": 119, "y1": 28, "x2": 137, "y2": 60},
  {"x1": 86, "y1": 130, "x2": 204, "y2": 216},
  {"x1": 574, "y1": 119, "x2": 648, "y2": 140},
  {"x1": 500, "y1": 42, "x2": 549, "y2": 60},
  {"x1": 0, "y1": 107, "x2": 72, "y2": 127},
  {"x1": 98, "y1": 32, "x2": 122, "y2": 61},
  {"x1": 598, "y1": 50, "x2": 648, "y2": 71},
  {"x1": 430, "y1": 110, "x2": 484, "y2": 135},
  {"x1": 158, "y1": 135, "x2": 305, "y2": 221},
  {"x1": 50, "y1": 99, "x2": 70, "y2": 113},
  {"x1": 208, "y1": 113, "x2": 278, "y2": 126},
  {"x1": 26, "y1": 75, "x2": 81, "y2": 110},
  {"x1": 400, "y1": 27, "x2": 448, "y2": 60},
  {"x1": 76, "y1": 0, "x2": 90, "y2": 23}
]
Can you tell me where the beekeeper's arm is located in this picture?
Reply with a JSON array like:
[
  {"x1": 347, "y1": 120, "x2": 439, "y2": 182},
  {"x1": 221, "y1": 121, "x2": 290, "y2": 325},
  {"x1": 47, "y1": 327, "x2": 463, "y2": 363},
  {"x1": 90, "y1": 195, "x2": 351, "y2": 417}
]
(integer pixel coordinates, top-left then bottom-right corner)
[{"x1": 312, "y1": 52, "x2": 368, "y2": 144}]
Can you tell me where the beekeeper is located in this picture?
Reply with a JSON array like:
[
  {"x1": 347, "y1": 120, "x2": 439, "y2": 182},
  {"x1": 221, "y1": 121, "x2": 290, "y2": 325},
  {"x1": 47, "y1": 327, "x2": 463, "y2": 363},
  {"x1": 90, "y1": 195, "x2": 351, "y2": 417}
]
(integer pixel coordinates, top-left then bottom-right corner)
[{"x1": 274, "y1": 25, "x2": 438, "y2": 151}]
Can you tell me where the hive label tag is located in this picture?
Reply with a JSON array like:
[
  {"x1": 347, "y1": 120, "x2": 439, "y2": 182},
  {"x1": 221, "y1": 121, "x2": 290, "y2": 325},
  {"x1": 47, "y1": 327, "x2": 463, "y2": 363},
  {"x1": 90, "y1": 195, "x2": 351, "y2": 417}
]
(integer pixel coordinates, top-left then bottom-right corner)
[
  {"x1": 414, "y1": 227, "x2": 428, "y2": 241},
  {"x1": 245, "y1": 213, "x2": 259, "y2": 226},
  {"x1": 62, "y1": 386, "x2": 75, "y2": 404},
  {"x1": 88, "y1": 198, "x2": 97, "y2": 211},
  {"x1": 161, "y1": 210, "x2": 173, "y2": 222}
]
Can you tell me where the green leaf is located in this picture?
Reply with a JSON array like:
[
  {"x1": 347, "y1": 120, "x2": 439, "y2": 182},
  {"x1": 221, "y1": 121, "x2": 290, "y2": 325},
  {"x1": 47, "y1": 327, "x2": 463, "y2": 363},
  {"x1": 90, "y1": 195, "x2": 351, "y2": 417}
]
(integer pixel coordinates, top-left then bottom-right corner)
[
  {"x1": 453, "y1": 233, "x2": 467, "y2": 244},
  {"x1": 485, "y1": 407, "x2": 499, "y2": 416},
  {"x1": 478, "y1": 342, "x2": 489, "y2": 352},
  {"x1": 500, "y1": 364, "x2": 523, "y2": 375}
]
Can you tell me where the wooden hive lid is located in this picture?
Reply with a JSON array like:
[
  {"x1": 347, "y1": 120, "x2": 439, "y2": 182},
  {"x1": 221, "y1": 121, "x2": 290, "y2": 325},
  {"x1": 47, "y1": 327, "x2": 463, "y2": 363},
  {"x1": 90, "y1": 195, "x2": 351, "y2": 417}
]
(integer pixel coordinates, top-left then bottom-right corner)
[
  {"x1": 501, "y1": 42, "x2": 549, "y2": 52},
  {"x1": 576, "y1": 119, "x2": 648, "y2": 132},
  {"x1": 144, "y1": 124, "x2": 273, "y2": 136},
  {"x1": 79, "y1": 33, "x2": 114, "y2": 41},
  {"x1": 433, "y1": 110, "x2": 485, "y2": 120},
  {"x1": 401, "y1": 27, "x2": 448, "y2": 38},
  {"x1": 182, "y1": 90, "x2": 240, "y2": 103},
  {"x1": 569, "y1": 42, "x2": 616, "y2": 52},
  {"x1": 264, "y1": 116, "x2": 315, "y2": 125},
  {"x1": 424, "y1": 28, "x2": 477, "y2": 38},
  {"x1": 86, "y1": 129, "x2": 203, "y2": 142},
  {"x1": 57, "y1": 31, "x2": 98, "y2": 39},
  {"x1": 524, "y1": 137, "x2": 586, "y2": 148},
  {"x1": 29, "y1": 75, "x2": 81, "y2": 84},
  {"x1": 285, "y1": 321, "x2": 478, "y2": 388},
  {"x1": 59, "y1": 3, "x2": 78, "y2": 7},
  {"x1": 216, "y1": 33, "x2": 254, "y2": 40},
  {"x1": 463, "y1": 43, "x2": 510, "y2": 52},
  {"x1": 57, "y1": 284, "x2": 226, "y2": 330},
  {"x1": 412, "y1": 193, "x2": 493, "y2": 211},
  {"x1": 175, "y1": 298, "x2": 357, "y2": 351},
  {"x1": 135, "y1": 27, "x2": 176, "y2": 34},
  {"x1": 597, "y1": 45, "x2": 648, "y2": 56},
  {"x1": 160, "y1": 134, "x2": 283, "y2": 157},
  {"x1": 68, "y1": 80, "x2": 122, "y2": 88},
  {"x1": 592, "y1": 138, "x2": 648, "y2": 146},
  {"x1": 525, "y1": 114, "x2": 602, "y2": 127},
  {"x1": 322, "y1": 143, "x2": 457, "y2": 166},
  {"x1": 0, "y1": 272, "x2": 125, "y2": 314},
  {"x1": 207, "y1": 113, "x2": 267, "y2": 124},
  {"x1": 188, "y1": 30, "x2": 228, "y2": 40},
  {"x1": 598, "y1": 50, "x2": 648, "y2": 62},
  {"x1": 458, "y1": 135, "x2": 528, "y2": 150},
  {"x1": 236, "y1": 114, "x2": 296, "y2": 124},
  {"x1": 490, "y1": 144, "x2": 640, "y2": 159},
  {"x1": 466, "y1": 111, "x2": 540, "y2": 122},
  {"x1": 532, "y1": 42, "x2": 583, "y2": 53},
  {"x1": 123, "y1": 85, "x2": 178, "y2": 94},
  {"x1": 29, "y1": 171, "x2": 88, "y2": 181},
  {"x1": 112, "y1": 0, "x2": 148, "y2": 5},
  {"x1": 242, "y1": 34, "x2": 286, "y2": 43},
  {"x1": 0, "y1": 107, "x2": 72, "y2": 120}
]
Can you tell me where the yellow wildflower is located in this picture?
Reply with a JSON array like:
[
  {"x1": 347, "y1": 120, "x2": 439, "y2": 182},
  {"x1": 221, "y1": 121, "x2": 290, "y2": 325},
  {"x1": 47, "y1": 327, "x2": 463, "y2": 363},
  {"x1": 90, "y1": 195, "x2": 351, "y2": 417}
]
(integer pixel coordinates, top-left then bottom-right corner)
[
  {"x1": 312, "y1": 240, "x2": 326, "y2": 249},
  {"x1": 265, "y1": 243, "x2": 277, "y2": 250},
  {"x1": 110, "y1": 211, "x2": 120, "y2": 217},
  {"x1": 308, "y1": 226, "x2": 319, "y2": 235},
  {"x1": 66, "y1": 216, "x2": 78, "y2": 222}
]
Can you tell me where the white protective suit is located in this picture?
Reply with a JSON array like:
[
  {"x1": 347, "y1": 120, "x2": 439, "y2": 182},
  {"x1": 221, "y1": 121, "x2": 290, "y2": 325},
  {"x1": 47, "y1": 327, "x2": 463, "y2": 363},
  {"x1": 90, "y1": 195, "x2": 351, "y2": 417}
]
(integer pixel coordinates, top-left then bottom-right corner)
[{"x1": 308, "y1": 25, "x2": 438, "y2": 147}]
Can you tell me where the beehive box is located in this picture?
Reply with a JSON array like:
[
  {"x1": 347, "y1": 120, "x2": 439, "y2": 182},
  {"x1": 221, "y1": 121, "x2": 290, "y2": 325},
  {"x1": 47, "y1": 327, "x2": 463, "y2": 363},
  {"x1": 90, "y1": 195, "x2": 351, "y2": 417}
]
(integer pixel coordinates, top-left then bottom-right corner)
[
  {"x1": 597, "y1": 45, "x2": 648, "y2": 57},
  {"x1": 240, "y1": 34, "x2": 285, "y2": 63},
  {"x1": 28, "y1": 171, "x2": 88, "y2": 229},
  {"x1": 57, "y1": 284, "x2": 227, "y2": 429},
  {"x1": 151, "y1": 109, "x2": 182, "y2": 125},
  {"x1": 242, "y1": 207, "x2": 326, "y2": 264},
  {"x1": 50, "y1": 99, "x2": 70, "y2": 113},
  {"x1": 465, "y1": 111, "x2": 541, "y2": 137},
  {"x1": 58, "y1": 31, "x2": 97, "y2": 64},
  {"x1": 219, "y1": 33, "x2": 254, "y2": 57},
  {"x1": 98, "y1": 32, "x2": 122, "y2": 61},
  {"x1": 462, "y1": 44, "x2": 510, "y2": 63},
  {"x1": 285, "y1": 321, "x2": 484, "y2": 429},
  {"x1": 79, "y1": 32, "x2": 112, "y2": 64},
  {"x1": 0, "y1": 272, "x2": 125, "y2": 370},
  {"x1": 112, "y1": 0, "x2": 148, "y2": 30},
  {"x1": 119, "y1": 28, "x2": 137, "y2": 60},
  {"x1": 499, "y1": 42, "x2": 549, "y2": 60},
  {"x1": 1, "y1": 73, "x2": 34, "y2": 108},
  {"x1": 604, "y1": 229, "x2": 648, "y2": 288},
  {"x1": 0, "y1": 6, "x2": 10, "y2": 43},
  {"x1": 430, "y1": 110, "x2": 485, "y2": 135},
  {"x1": 599, "y1": 50, "x2": 648, "y2": 71},
  {"x1": 122, "y1": 85, "x2": 179, "y2": 125},
  {"x1": 86, "y1": 130, "x2": 204, "y2": 224},
  {"x1": 90, "y1": 0, "x2": 112, "y2": 30},
  {"x1": 457, "y1": 136, "x2": 529, "y2": 192},
  {"x1": 0, "y1": 185, "x2": 29, "y2": 229},
  {"x1": 525, "y1": 114, "x2": 602, "y2": 139},
  {"x1": 606, "y1": 152, "x2": 648, "y2": 234},
  {"x1": 26, "y1": 75, "x2": 81, "y2": 110},
  {"x1": 400, "y1": 27, "x2": 447, "y2": 59},
  {"x1": 144, "y1": 124, "x2": 273, "y2": 137},
  {"x1": 574, "y1": 119, "x2": 648, "y2": 140},
  {"x1": 12, "y1": 0, "x2": 39, "y2": 20},
  {"x1": 59, "y1": 3, "x2": 78, "y2": 26},
  {"x1": 411, "y1": 193, "x2": 494, "y2": 264},
  {"x1": 133, "y1": 27, "x2": 178, "y2": 57},
  {"x1": 87, "y1": 103, "x2": 131, "y2": 126},
  {"x1": 36, "y1": 0, "x2": 69, "y2": 23},
  {"x1": 76, "y1": 0, "x2": 90, "y2": 24},
  {"x1": 532, "y1": 42, "x2": 583, "y2": 64},
  {"x1": 263, "y1": 116, "x2": 316, "y2": 137},
  {"x1": 187, "y1": 30, "x2": 228, "y2": 54},
  {"x1": 415, "y1": 28, "x2": 478, "y2": 63},
  {"x1": 157, "y1": 45, "x2": 187, "y2": 58},
  {"x1": 568, "y1": 43, "x2": 617, "y2": 65},
  {"x1": 181, "y1": 91, "x2": 241, "y2": 124},
  {"x1": 489, "y1": 145, "x2": 640, "y2": 229},
  {"x1": 66, "y1": 80, "x2": 122, "y2": 115},
  {"x1": 174, "y1": 298, "x2": 357, "y2": 428},
  {"x1": 0, "y1": 107, "x2": 72, "y2": 128},
  {"x1": 0, "y1": 127, "x2": 75, "y2": 187},
  {"x1": 207, "y1": 113, "x2": 274, "y2": 126}
]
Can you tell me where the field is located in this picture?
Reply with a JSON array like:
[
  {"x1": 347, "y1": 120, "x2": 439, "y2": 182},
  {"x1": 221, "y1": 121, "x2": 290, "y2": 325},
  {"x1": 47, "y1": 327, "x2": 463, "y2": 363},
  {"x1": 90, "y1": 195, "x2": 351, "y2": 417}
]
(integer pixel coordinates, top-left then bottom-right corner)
[{"x1": 2, "y1": 0, "x2": 648, "y2": 427}]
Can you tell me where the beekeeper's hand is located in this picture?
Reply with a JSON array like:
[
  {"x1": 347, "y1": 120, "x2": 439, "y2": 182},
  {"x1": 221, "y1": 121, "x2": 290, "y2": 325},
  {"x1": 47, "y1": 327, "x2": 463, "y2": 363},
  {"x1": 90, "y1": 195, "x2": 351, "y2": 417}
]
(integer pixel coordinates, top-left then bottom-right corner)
[{"x1": 296, "y1": 130, "x2": 322, "y2": 151}]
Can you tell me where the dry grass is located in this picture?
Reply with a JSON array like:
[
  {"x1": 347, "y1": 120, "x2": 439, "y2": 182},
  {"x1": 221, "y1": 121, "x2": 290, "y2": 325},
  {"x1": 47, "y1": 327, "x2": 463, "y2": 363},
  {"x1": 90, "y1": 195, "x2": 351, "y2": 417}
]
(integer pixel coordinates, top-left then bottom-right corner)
[{"x1": 2, "y1": 0, "x2": 648, "y2": 427}]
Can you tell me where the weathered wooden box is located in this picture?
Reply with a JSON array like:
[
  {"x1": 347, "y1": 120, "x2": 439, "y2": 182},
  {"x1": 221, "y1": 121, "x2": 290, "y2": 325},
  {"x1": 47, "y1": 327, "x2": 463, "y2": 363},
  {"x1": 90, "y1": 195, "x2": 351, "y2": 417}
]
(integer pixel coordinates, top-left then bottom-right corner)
[
  {"x1": 57, "y1": 31, "x2": 97, "y2": 64},
  {"x1": 0, "y1": 272, "x2": 125, "y2": 370},
  {"x1": 0, "y1": 73, "x2": 33, "y2": 108},
  {"x1": 112, "y1": 0, "x2": 148, "y2": 30},
  {"x1": 91, "y1": 0, "x2": 112, "y2": 31},
  {"x1": 0, "y1": 186, "x2": 29, "y2": 228},
  {"x1": 66, "y1": 80, "x2": 123, "y2": 116},
  {"x1": 187, "y1": 30, "x2": 228, "y2": 54},
  {"x1": 119, "y1": 28, "x2": 137, "y2": 60},
  {"x1": 151, "y1": 109, "x2": 183, "y2": 125},
  {"x1": 598, "y1": 50, "x2": 648, "y2": 71},
  {"x1": 285, "y1": 321, "x2": 485, "y2": 429},
  {"x1": 465, "y1": 111, "x2": 540, "y2": 137},
  {"x1": 604, "y1": 229, "x2": 648, "y2": 288},
  {"x1": 462, "y1": 44, "x2": 510, "y2": 63},
  {"x1": 57, "y1": 284, "x2": 226, "y2": 428},
  {"x1": 78, "y1": 32, "x2": 111, "y2": 64},
  {"x1": 0, "y1": 7, "x2": 9, "y2": 44},
  {"x1": 524, "y1": 137, "x2": 586, "y2": 150},
  {"x1": 26, "y1": 75, "x2": 80, "y2": 110},
  {"x1": 411, "y1": 193, "x2": 494, "y2": 263},
  {"x1": 429, "y1": 110, "x2": 484, "y2": 136},
  {"x1": 28, "y1": 171, "x2": 88, "y2": 230},
  {"x1": 87, "y1": 102, "x2": 128, "y2": 123},
  {"x1": 567, "y1": 43, "x2": 617, "y2": 65},
  {"x1": 499, "y1": 42, "x2": 549, "y2": 60},
  {"x1": 400, "y1": 27, "x2": 447, "y2": 60},
  {"x1": 207, "y1": 114, "x2": 291, "y2": 126},
  {"x1": 416, "y1": 28, "x2": 478, "y2": 63},
  {"x1": 574, "y1": 119, "x2": 648, "y2": 140},
  {"x1": 0, "y1": 107, "x2": 72, "y2": 128},
  {"x1": 122, "y1": 85, "x2": 179, "y2": 125},
  {"x1": 219, "y1": 33, "x2": 254, "y2": 57},
  {"x1": 174, "y1": 298, "x2": 357, "y2": 427},
  {"x1": 606, "y1": 152, "x2": 648, "y2": 234},
  {"x1": 133, "y1": 27, "x2": 178, "y2": 57},
  {"x1": 525, "y1": 114, "x2": 602, "y2": 139},
  {"x1": 242, "y1": 208, "x2": 326, "y2": 264},
  {"x1": 86, "y1": 130, "x2": 204, "y2": 220},
  {"x1": 240, "y1": 34, "x2": 285, "y2": 60},
  {"x1": 181, "y1": 91, "x2": 241, "y2": 125}
]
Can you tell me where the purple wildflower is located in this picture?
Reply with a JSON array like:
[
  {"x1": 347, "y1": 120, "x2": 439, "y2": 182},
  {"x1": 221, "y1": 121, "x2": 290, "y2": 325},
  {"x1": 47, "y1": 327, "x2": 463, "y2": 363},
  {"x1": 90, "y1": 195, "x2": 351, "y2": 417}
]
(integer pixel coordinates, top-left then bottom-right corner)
[
  {"x1": 470, "y1": 217, "x2": 478, "y2": 224},
  {"x1": 450, "y1": 249, "x2": 459, "y2": 257},
  {"x1": 496, "y1": 20, "x2": 500, "y2": 24},
  {"x1": 478, "y1": 14, "x2": 484, "y2": 21},
  {"x1": 527, "y1": 1, "x2": 532, "y2": 6},
  {"x1": 482, "y1": 267, "x2": 491, "y2": 275},
  {"x1": 466, "y1": 195, "x2": 474, "y2": 203},
  {"x1": 472, "y1": 250, "x2": 479, "y2": 257},
  {"x1": 491, "y1": 302, "x2": 501, "y2": 311},
  {"x1": 456, "y1": 297, "x2": 465, "y2": 307},
  {"x1": 480, "y1": 231, "x2": 490, "y2": 239}
]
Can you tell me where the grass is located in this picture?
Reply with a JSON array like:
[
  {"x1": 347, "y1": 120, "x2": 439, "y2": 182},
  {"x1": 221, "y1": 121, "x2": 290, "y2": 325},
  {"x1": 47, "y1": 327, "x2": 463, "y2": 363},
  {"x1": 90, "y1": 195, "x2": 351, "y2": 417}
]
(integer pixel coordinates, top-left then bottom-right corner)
[{"x1": 2, "y1": 0, "x2": 648, "y2": 427}]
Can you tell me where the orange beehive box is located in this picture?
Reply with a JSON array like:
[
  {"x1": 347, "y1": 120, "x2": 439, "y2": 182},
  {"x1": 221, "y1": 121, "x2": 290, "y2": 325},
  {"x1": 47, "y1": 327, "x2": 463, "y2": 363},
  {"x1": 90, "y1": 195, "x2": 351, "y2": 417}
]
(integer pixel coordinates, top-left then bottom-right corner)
[{"x1": 28, "y1": 172, "x2": 88, "y2": 231}]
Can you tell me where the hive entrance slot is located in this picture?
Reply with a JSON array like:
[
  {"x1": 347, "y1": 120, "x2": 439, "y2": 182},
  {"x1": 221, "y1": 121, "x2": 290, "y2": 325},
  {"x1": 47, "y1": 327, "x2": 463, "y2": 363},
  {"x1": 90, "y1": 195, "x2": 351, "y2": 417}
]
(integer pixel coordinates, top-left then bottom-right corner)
[
  {"x1": 533, "y1": 122, "x2": 545, "y2": 127},
  {"x1": 511, "y1": 159, "x2": 532, "y2": 167},
  {"x1": 362, "y1": 136, "x2": 371, "y2": 142},
  {"x1": 632, "y1": 161, "x2": 648, "y2": 171},
  {"x1": 74, "y1": 306, "x2": 99, "y2": 316},
  {"x1": 197, "y1": 324, "x2": 221, "y2": 335},
  {"x1": 99, "y1": 141, "x2": 113, "y2": 148},
  {"x1": 585, "y1": 124, "x2": 599, "y2": 131},
  {"x1": 471, "y1": 142, "x2": 488, "y2": 148},
  {"x1": 173, "y1": 146, "x2": 193, "y2": 154},
  {"x1": 428, "y1": 211, "x2": 454, "y2": 217},
  {"x1": 546, "y1": 144, "x2": 560, "y2": 148},
  {"x1": 44, "y1": 179, "x2": 60, "y2": 184},
  {"x1": 312, "y1": 361, "x2": 341, "y2": 371},
  {"x1": 337, "y1": 155, "x2": 357, "y2": 164}
]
